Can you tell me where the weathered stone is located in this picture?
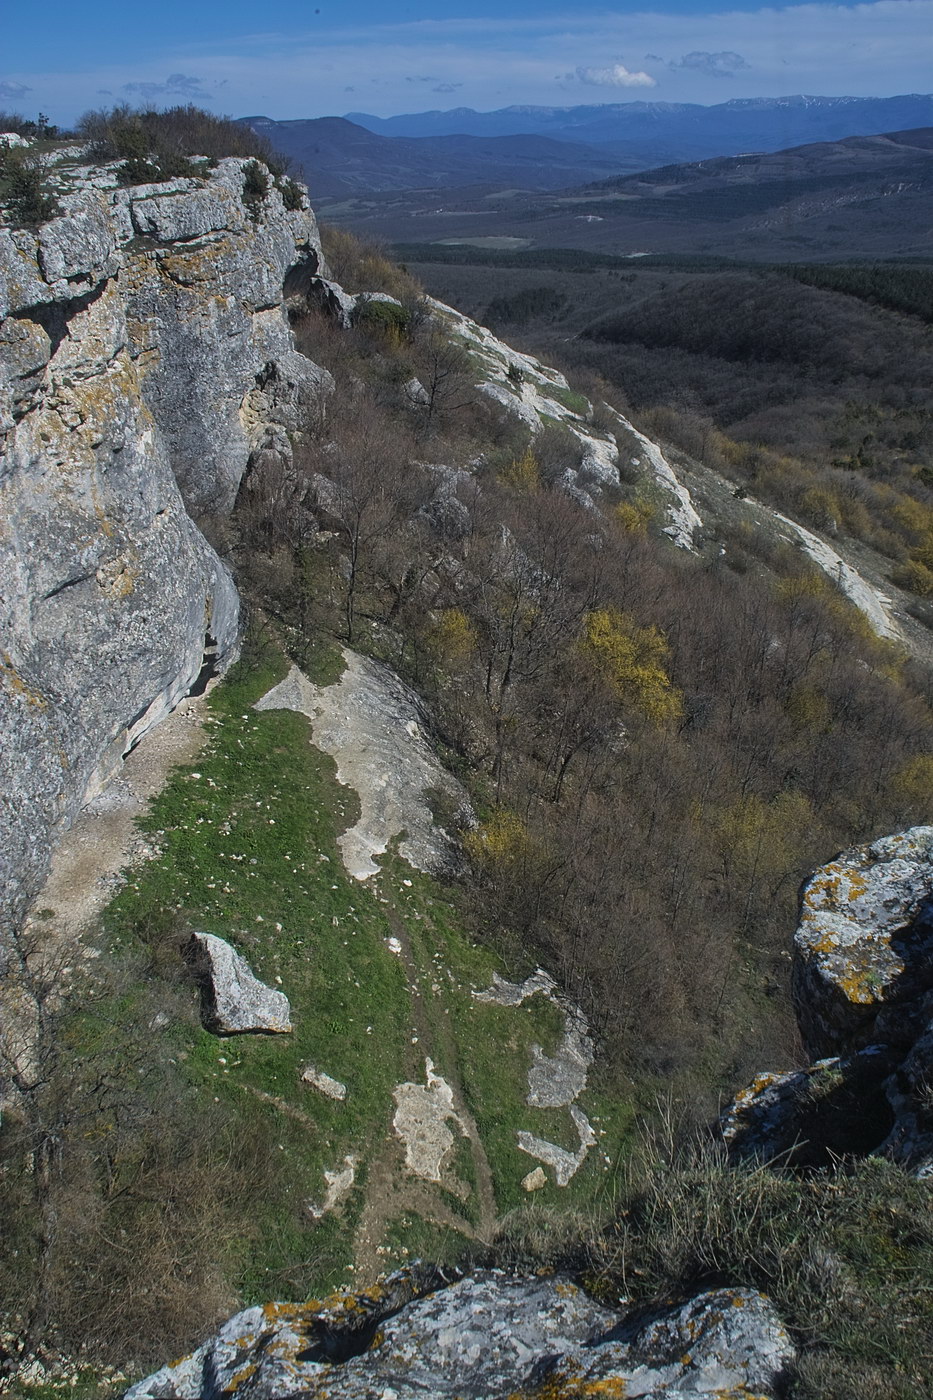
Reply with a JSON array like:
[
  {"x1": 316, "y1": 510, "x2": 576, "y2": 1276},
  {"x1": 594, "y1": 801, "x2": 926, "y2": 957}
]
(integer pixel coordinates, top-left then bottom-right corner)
[
  {"x1": 518, "y1": 1103, "x2": 598, "y2": 1186},
  {"x1": 522, "y1": 1166, "x2": 548, "y2": 1191},
  {"x1": 186, "y1": 932, "x2": 291, "y2": 1035},
  {"x1": 123, "y1": 1268, "x2": 794, "y2": 1400},
  {"x1": 301, "y1": 1064, "x2": 347, "y2": 1100},
  {"x1": 721, "y1": 1047, "x2": 898, "y2": 1167},
  {"x1": 307, "y1": 1155, "x2": 357, "y2": 1219},
  {"x1": 130, "y1": 184, "x2": 247, "y2": 242},
  {"x1": 726, "y1": 827, "x2": 933, "y2": 1177},
  {"x1": 793, "y1": 826, "x2": 933, "y2": 1057},
  {"x1": 37, "y1": 190, "x2": 118, "y2": 284},
  {"x1": 881, "y1": 1010, "x2": 933, "y2": 1176},
  {"x1": 392, "y1": 1057, "x2": 466, "y2": 1181},
  {"x1": 527, "y1": 1008, "x2": 593, "y2": 1109}
]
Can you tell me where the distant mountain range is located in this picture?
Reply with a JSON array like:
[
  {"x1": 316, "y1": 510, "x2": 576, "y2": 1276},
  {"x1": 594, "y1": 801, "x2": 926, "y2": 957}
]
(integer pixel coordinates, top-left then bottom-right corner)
[
  {"x1": 345, "y1": 93, "x2": 933, "y2": 164},
  {"x1": 241, "y1": 116, "x2": 630, "y2": 195},
  {"x1": 316, "y1": 125, "x2": 933, "y2": 264}
]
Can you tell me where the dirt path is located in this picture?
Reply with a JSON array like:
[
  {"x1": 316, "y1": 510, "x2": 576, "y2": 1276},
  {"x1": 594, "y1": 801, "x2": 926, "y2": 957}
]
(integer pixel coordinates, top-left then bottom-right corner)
[
  {"x1": 351, "y1": 885, "x2": 498, "y2": 1284},
  {"x1": 23, "y1": 693, "x2": 212, "y2": 948}
]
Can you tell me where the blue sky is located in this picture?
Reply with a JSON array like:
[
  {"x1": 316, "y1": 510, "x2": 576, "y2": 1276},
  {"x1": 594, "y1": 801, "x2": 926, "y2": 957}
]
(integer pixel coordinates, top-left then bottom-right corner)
[{"x1": 3, "y1": 0, "x2": 932, "y2": 126}]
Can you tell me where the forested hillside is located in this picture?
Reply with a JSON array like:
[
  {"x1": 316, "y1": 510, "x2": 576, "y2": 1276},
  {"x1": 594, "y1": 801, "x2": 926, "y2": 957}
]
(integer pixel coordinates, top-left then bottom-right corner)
[{"x1": 2, "y1": 117, "x2": 933, "y2": 1400}]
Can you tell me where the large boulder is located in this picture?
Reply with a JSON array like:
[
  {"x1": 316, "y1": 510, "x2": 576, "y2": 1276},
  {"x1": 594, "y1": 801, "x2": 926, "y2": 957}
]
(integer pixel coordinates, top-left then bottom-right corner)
[
  {"x1": 793, "y1": 826, "x2": 933, "y2": 1058},
  {"x1": 723, "y1": 827, "x2": 933, "y2": 1175},
  {"x1": 186, "y1": 932, "x2": 291, "y2": 1035},
  {"x1": 124, "y1": 1266, "x2": 794, "y2": 1400}
]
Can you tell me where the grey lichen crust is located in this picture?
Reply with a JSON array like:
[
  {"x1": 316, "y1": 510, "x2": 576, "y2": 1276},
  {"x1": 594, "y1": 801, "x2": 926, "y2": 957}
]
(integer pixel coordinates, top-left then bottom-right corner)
[
  {"x1": 793, "y1": 825, "x2": 933, "y2": 1057},
  {"x1": 124, "y1": 1266, "x2": 794, "y2": 1399},
  {"x1": 0, "y1": 158, "x2": 330, "y2": 935}
]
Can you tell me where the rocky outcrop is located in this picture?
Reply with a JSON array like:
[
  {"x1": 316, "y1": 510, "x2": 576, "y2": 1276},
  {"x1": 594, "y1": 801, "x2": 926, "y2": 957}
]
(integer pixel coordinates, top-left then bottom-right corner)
[
  {"x1": 186, "y1": 932, "x2": 292, "y2": 1035},
  {"x1": 124, "y1": 1265, "x2": 794, "y2": 1400},
  {"x1": 723, "y1": 826, "x2": 933, "y2": 1174},
  {"x1": 430, "y1": 299, "x2": 703, "y2": 545},
  {"x1": 793, "y1": 826, "x2": 933, "y2": 1057},
  {"x1": 0, "y1": 158, "x2": 330, "y2": 936}
]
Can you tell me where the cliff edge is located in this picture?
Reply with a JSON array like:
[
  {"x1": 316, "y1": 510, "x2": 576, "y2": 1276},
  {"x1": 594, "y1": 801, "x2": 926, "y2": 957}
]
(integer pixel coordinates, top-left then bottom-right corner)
[{"x1": 0, "y1": 156, "x2": 329, "y2": 933}]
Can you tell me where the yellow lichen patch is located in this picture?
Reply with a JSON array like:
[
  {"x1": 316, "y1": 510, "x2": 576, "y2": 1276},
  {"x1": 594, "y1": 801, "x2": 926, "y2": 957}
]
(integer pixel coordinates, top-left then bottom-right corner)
[
  {"x1": 0, "y1": 652, "x2": 47, "y2": 709},
  {"x1": 228, "y1": 1360, "x2": 259, "y2": 1389},
  {"x1": 158, "y1": 239, "x2": 233, "y2": 288},
  {"x1": 505, "y1": 1361, "x2": 632, "y2": 1400},
  {"x1": 96, "y1": 552, "x2": 139, "y2": 600},
  {"x1": 261, "y1": 1300, "x2": 306, "y2": 1324}
]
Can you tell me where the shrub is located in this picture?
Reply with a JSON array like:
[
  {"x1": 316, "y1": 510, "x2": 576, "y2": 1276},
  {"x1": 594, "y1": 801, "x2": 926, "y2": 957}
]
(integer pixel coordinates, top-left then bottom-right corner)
[
  {"x1": 352, "y1": 297, "x2": 412, "y2": 339},
  {"x1": 77, "y1": 104, "x2": 287, "y2": 186},
  {"x1": 499, "y1": 445, "x2": 540, "y2": 492},
  {"x1": 892, "y1": 558, "x2": 933, "y2": 597},
  {"x1": 320, "y1": 224, "x2": 423, "y2": 301},
  {"x1": 581, "y1": 608, "x2": 683, "y2": 726},
  {"x1": 242, "y1": 159, "x2": 269, "y2": 220},
  {"x1": 277, "y1": 176, "x2": 304, "y2": 211},
  {"x1": 0, "y1": 147, "x2": 56, "y2": 225}
]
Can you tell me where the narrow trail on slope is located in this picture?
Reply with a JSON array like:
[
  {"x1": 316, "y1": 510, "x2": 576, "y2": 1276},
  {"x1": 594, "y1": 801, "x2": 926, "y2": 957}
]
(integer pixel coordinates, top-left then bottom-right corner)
[
  {"x1": 21, "y1": 693, "x2": 212, "y2": 950},
  {"x1": 351, "y1": 884, "x2": 498, "y2": 1284}
]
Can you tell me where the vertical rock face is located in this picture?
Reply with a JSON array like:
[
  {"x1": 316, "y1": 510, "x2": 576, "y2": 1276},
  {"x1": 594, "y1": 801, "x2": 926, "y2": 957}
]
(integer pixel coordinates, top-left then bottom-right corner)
[{"x1": 0, "y1": 159, "x2": 330, "y2": 934}]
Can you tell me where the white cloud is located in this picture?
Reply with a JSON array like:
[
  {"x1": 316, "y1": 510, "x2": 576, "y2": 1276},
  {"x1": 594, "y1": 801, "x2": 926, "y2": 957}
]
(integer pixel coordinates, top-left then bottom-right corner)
[
  {"x1": 577, "y1": 62, "x2": 657, "y2": 88},
  {"x1": 0, "y1": 80, "x2": 31, "y2": 100}
]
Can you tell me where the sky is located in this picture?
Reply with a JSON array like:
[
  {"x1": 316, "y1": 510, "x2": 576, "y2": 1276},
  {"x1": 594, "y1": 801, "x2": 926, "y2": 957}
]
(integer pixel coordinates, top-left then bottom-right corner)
[{"x1": 2, "y1": 0, "x2": 932, "y2": 127}]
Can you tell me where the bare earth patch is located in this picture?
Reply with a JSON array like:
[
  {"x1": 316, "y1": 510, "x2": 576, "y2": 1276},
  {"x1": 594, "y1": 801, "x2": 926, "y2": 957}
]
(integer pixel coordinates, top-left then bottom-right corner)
[{"x1": 22, "y1": 694, "x2": 211, "y2": 945}]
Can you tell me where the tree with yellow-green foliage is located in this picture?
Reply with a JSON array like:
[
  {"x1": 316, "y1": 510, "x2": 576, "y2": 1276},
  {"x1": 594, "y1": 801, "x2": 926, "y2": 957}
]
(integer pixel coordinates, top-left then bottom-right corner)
[{"x1": 580, "y1": 609, "x2": 682, "y2": 726}]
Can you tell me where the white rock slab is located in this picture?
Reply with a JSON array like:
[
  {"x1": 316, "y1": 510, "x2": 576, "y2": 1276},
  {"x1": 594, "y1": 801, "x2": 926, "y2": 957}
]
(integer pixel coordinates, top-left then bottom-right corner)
[
  {"x1": 301, "y1": 1064, "x2": 347, "y2": 1101},
  {"x1": 392, "y1": 1057, "x2": 466, "y2": 1182},
  {"x1": 517, "y1": 1105, "x2": 598, "y2": 1187},
  {"x1": 255, "y1": 656, "x2": 470, "y2": 881},
  {"x1": 188, "y1": 932, "x2": 291, "y2": 1035}
]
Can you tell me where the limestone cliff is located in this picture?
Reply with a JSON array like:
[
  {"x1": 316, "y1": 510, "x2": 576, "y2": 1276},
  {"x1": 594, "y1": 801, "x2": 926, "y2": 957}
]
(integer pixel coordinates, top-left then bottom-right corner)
[{"x1": 0, "y1": 157, "x2": 330, "y2": 933}]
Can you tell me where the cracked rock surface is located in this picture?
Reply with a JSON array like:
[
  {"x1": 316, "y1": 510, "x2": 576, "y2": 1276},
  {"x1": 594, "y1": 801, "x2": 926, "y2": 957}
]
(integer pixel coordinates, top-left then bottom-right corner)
[
  {"x1": 255, "y1": 655, "x2": 470, "y2": 880},
  {"x1": 124, "y1": 1267, "x2": 794, "y2": 1399}
]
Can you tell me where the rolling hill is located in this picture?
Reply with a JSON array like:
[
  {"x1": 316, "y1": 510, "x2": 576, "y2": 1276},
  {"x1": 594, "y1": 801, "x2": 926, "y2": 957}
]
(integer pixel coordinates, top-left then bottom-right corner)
[
  {"x1": 241, "y1": 115, "x2": 631, "y2": 195},
  {"x1": 320, "y1": 126, "x2": 933, "y2": 263}
]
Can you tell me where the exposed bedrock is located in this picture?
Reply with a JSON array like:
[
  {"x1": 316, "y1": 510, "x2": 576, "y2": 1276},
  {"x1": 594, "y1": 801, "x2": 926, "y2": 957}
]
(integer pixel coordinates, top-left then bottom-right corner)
[
  {"x1": 124, "y1": 1266, "x2": 794, "y2": 1400},
  {"x1": 723, "y1": 827, "x2": 933, "y2": 1175},
  {"x1": 0, "y1": 160, "x2": 332, "y2": 935}
]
